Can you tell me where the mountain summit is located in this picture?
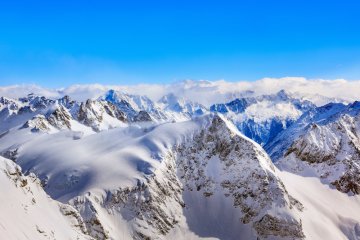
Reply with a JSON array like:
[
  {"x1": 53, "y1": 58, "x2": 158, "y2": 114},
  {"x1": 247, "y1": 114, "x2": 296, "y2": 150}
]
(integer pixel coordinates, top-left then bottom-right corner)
[{"x1": 0, "y1": 90, "x2": 360, "y2": 239}]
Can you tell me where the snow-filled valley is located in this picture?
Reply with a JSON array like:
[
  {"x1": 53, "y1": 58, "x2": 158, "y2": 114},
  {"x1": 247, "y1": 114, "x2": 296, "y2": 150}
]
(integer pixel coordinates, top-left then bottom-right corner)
[{"x1": 1, "y1": 87, "x2": 360, "y2": 240}]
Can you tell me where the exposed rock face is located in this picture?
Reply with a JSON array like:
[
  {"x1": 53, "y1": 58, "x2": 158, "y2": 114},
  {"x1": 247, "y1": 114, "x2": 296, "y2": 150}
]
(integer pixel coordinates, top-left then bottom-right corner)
[
  {"x1": 77, "y1": 100, "x2": 104, "y2": 130},
  {"x1": 1, "y1": 91, "x2": 209, "y2": 137},
  {"x1": 103, "y1": 89, "x2": 142, "y2": 118},
  {"x1": 283, "y1": 123, "x2": 341, "y2": 164},
  {"x1": 21, "y1": 106, "x2": 72, "y2": 131},
  {"x1": 77, "y1": 99, "x2": 127, "y2": 131},
  {"x1": 253, "y1": 214, "x2": 304, "y2": 239},
  {"x1": 18, "y1": 114, "x2": 304, "y2": 240},
  {"x1": 57, "y1": 95, "x2": 76, "y2": 109},
  {"x1": 22, "y1": 114, "x2": 52, "y2": 132},
  {"x1": 59, "y1": 204, "x2": 88, "y2": 235},
  {"x1": 210, "y1": 98, "x2": 249, "y2": 113},
  {"x1": 0, "y1": 148, "x2": 18, "y2": 161},
  {"x1": 273, "y1": 102, "x2": 360, "y2": 195},
  {"x1": 69, "y1": 152, "x2": 184, "y2": 240},
  {"x1": 104, "y1": 90, "x2": 207, "y2": 122},
  {"x1": 175, "y1": 115, "x2": 304, "y2": 238},
  {"x1": 133, "y1": 110, "x2": 153, "y2": 122},
  {"x1": 3, "y1": 89, "x2": 360, "y2": 239},
  {"x1": 19, "y1": 94, "x2": 55, "y2": 110},
  {"x1": 47, "y1": 105, "x2": 72, "y2": 130},
  {"x1": 332, "y1": 169, "x2": 360, "y2": 194},
  {"x1": 0, "y1": 96, "x2": 20, "y2": 111},
  {"x1": 102, "y1": 101, "x2": 127, "y2": 122}
]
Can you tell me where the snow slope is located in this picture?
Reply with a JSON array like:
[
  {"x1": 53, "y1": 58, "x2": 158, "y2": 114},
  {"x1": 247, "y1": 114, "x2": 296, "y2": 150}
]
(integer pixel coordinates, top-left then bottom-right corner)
[
  {"x1": 0, "y1": 114, "x2": 304, "y2": 239},
  {"x1": 2, "y1": 90, "x2": 360, "y2": 240},
  {"x1": 269, "y1": 101, "x2": 360, "y2": 195},
  {"x1": 278, "y1": 170, "x2": 360, "y2": 240},
  {"x1": 0, "y1": 156, "x2": 91, "y2": 240}
]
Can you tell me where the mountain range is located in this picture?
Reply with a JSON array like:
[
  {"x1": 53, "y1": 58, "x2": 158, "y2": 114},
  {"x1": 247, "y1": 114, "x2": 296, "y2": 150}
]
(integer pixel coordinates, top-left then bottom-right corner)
[{"x1": 1, "y1": 88, "x2": 360, "y2": 240}]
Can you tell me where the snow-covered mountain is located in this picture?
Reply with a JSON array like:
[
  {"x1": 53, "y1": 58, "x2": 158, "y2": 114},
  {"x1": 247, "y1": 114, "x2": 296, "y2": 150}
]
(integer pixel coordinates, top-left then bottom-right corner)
[
  {"x1": 101, "y1": 89, "x2": 156, "y2": 119},
  {"x1": 1, "y1": 89, "x2": 360, "y2": 240},
  {"x1": 210, "y1": 90, "x2": 315, "y2": 146},
  {"x1": 0, "y1": 112, "x2": 306, "y2": 239},
  {"x1": 102, "y1": 90, "x2": 207, "y2": 122},
  {"x1": 0, "y1": 113, "x2": 306, "y2": 239},
  {"x1": 0, "y1": 91, "x2": 176, "y2": 135},
  {"x1": 157, "y1": 93, "x2": 207, "y2": 118},
  {"x1": 267, "y1": 101, "x2": 360, "y2": 195}
]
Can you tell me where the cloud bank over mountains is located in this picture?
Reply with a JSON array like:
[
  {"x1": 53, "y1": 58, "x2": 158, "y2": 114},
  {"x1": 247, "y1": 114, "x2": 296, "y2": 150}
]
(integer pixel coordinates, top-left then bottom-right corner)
[{"x1": 1, "y1": 77, "x2": 359, "y2": 106}]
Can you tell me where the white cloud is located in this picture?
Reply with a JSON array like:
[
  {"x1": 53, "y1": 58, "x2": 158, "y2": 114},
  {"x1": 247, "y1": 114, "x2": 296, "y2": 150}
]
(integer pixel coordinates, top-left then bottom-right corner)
[
  {"x1": 1, "y1": 77, "x2": 359, "y2": 106},
  {"x1": 0, "y1": 84, "x2": 60, "y2": 100}
]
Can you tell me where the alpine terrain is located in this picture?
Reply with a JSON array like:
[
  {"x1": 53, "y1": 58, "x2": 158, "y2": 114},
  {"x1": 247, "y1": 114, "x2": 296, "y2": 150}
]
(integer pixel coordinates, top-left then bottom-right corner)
[{"x1": 1, "y1": 87, "x2": 360, "y2": 240}]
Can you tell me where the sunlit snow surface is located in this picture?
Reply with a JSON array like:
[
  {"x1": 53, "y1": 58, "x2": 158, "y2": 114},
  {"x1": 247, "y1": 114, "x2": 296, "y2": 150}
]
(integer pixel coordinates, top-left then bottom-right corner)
[{"x1": 1, "y1": 89, "x2": 360, "y2": 239}]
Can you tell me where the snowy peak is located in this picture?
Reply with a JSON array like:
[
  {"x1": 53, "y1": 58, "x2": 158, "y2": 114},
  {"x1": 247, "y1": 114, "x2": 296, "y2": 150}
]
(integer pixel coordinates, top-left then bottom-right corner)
[
  {"x1": 21, "y1": 105, "x2": 73, "y2": 132},
  {"x1": 269, "y1": 100, "x2": 360, "y2": 195},
  {"x1": 19, "y1": 94, "x2": 55, "y2": 110},
  {"x1": 102, "y1": 89, "x2": 138, "y2": 117},
  {"x1": 276, "y1": 89, "x2": 290, "y2": 100},
  {"x1": 176, "y1": 114, "x2": 304, "y2": 239},
  {"x1": 210, "y1": 90, "x2": 316, "y2": 146},
  {"x1": 77, "y1": 99, "x2": 127, "y2": 132},
  {"x1": 0, "y1": 91, "x2": 210, "y2": 137},
  {"x1": 158, "y1": 93, "x2": 183, "y2": 110},
  {"x1": 2, "y1": 87, "x2": 360, "y2": 239},
  {"x1": 133, "y1": 110, "x2": 153, "y2": 122},
  {"x1": 0, "y1": 113, "x2": 304, "y2": 239},
  {"x1": 102, "y1": 89, "x2": 155, "y2": 116},
  {"x1": 15, "y1": 95, "x2": 128, "y2": 133},
  {"x1": 102, "y1": 90, "x2": 207, "y2": 122},
  {"x1": 210, "y1": 98, "x2": 249, "y2": 113},
  {"x1": 57, "y1": 95, "x2": 76, "y2": 109},
  {"x1": 46, "y1": 105, "x2": 72, "y2": 130},
  {"x1": 265, "y1": 102, "x2": 349, "y2": 161},
  {"x1": 158, "y1": 92, "x2": 207, "y2": 116},
  {"x1": 0, "y1": 96, "x2": 20, "y2": 111},
  {"x1": 210, "y1": 89, "x2": 314, "y2": 116}
]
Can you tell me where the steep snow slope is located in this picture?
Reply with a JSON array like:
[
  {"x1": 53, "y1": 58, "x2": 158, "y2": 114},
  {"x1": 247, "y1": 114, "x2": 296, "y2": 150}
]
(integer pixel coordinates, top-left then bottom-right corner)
[
  {"x1": 0, "y1": 96, "x2": 40, "y2": 133},
  {"x1": 102, "y1": 89, "x2": 156, "y2": 119},
  {"x1": 278, "y1": 171, "x2": 360, "y2": 240},
  {"x1": 0, "y1": 156, "x2": 91, "y2": 240},
  {"x1": 265, "y1": 102, "x2": 348, "y2": 160},
  {"x1": 2, "y1": 90, "x2": 360, "y2": 239},
  {"x1": 174, "y1": 116, "x2": 304, "y2": 239},
  {"x1": 76, "y1": 99, "x2": 128, "y2": 131},
  {"x1": 210, "y1": 90, "x2": 315, "y2": 146},
  {"x1": 268, "y1": 101, "x2": 360, "y2": 195},
  {"x1": 0, "y1": 114, "x2": 303, "y2": 239}
]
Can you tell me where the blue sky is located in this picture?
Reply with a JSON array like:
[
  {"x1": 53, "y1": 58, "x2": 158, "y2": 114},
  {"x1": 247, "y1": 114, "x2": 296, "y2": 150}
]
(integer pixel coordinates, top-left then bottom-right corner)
[{"x1": 0, "y1": 0, "x2": 360, "y2": 87}]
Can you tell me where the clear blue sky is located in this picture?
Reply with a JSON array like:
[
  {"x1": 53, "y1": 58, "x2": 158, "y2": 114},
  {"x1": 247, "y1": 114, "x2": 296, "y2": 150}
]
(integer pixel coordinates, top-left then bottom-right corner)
[{"x1": 1, "y1": 0, "x2": 360, "y2": 87}]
